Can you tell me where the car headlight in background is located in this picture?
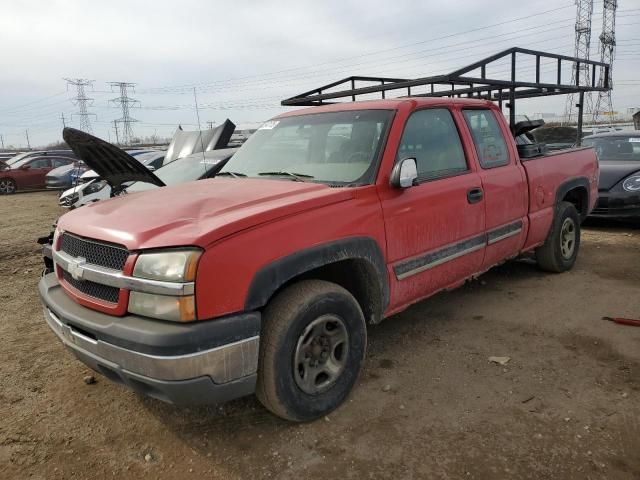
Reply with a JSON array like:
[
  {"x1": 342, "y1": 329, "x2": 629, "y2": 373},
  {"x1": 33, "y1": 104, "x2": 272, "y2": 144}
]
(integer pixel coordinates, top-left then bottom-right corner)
[
  {"x1": 128, "y1": 249, "x2": 201, "y2": 322},
  {"x1": 622, "y1": 175, "x2": 640, "y2": 192}
]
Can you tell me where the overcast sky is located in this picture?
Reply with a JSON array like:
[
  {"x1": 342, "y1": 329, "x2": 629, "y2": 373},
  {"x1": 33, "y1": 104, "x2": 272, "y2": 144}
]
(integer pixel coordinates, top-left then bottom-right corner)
[{"x1": 1, "y1": 0, "x2": 638, "y2": 147}]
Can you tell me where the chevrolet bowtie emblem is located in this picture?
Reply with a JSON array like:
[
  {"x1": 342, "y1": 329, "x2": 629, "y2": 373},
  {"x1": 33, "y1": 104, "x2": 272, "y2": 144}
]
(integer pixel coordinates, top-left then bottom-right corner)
[{"x1": 67, "y1": 256, "x2": 87, "y2": 281}]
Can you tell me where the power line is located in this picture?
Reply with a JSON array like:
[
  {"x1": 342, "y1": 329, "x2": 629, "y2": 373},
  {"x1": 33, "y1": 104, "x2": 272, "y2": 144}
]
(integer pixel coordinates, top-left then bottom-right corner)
[
  {"x1": 593, "y1": 0, "x2": 618, "y2": 123},
  {"x1": 109, "y1": 82, "x2": 139, "y2": 145},
  {"x1": 64, "y1": 78, "x2": 96, "y2": 133},
  {"x1": 138, "y1": 3, "x2": 578, "y2": 94},
  {"x1": 564, "y1": 0, "x2": 595, "y2": 124}
]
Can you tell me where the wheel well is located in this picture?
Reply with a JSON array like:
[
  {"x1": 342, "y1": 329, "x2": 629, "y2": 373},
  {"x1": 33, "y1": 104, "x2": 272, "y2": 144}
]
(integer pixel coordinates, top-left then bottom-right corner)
[
  {"x1": 562, "y1": 186, "x2": 588, "y2": 220},
  {"x1": 276, "y1": 259, "x2": 384, "y2": 325}
]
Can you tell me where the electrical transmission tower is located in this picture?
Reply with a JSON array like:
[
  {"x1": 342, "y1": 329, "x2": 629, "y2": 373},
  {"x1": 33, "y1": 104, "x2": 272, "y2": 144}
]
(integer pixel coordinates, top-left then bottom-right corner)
[
  {"x1": 563, "y1": 0, "x2": 594, "y2": 125},
  {"x1": 109, "y1": 82, "x2": 139, "y2": 146},
  {"x1": 593, "y1": 0, "x2": 618, "y2": 123},
  {"x1": 64, "y1": 78, "x2": 95, "y2": 133}
]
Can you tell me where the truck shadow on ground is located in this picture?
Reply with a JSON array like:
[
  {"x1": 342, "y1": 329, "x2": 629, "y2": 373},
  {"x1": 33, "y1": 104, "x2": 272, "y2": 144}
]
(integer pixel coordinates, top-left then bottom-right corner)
[{"x1": 138, "y1": 258, "x2": 550, "y2": 445}]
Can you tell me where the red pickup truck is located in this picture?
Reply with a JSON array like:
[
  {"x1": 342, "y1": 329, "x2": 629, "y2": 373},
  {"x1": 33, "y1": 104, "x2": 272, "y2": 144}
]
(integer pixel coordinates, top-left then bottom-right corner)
[{"x1": 39, "y1": 98, "x2": 597, "y2": 421}]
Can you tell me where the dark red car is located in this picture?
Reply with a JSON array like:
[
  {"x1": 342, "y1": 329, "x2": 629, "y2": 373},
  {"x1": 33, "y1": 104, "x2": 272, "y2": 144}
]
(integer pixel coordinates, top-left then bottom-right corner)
[{"x1": 0, "y1": 156, "x2": 74, "y2": 194}]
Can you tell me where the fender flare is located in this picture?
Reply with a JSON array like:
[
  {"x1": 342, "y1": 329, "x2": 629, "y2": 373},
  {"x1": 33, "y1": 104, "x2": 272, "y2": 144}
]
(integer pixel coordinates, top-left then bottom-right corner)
[
  {"x1": 555, "y1": 177, "x2": 590, "y2": 219},
  {"x1": 244, "y1": 236, "x2": 389, "y2": 313}
]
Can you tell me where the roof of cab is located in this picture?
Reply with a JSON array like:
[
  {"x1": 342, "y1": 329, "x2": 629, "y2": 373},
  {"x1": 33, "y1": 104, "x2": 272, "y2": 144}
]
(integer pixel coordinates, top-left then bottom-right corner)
[{"x1": 274, "y1": 97, "x2": 496, "y2": 119}]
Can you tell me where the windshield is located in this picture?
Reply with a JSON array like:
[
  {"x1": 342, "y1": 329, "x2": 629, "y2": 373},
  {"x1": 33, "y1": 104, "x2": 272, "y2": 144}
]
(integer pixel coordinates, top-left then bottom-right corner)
[
  {"x1": 219, "y1": 110, "x2": 393, "y2": 185},
  {"x1": 6, "y1": 152, "x2": 36, "y2": 165},
  {"x1": 126, "y1": 155, "x2": 219, "y2": 193},
  {"x1": 583, "y1": 136, "x2": 640, "y2": 162}
]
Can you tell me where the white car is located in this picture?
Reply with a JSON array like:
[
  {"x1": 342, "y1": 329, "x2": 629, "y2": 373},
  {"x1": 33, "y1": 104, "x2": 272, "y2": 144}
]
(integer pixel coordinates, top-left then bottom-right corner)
[
  {"x1": 58, "y1": 151, "x2": 166, "y2": 208},
  {"x1": 58, "y1": 148, "x2": 237, "y2": 208}
]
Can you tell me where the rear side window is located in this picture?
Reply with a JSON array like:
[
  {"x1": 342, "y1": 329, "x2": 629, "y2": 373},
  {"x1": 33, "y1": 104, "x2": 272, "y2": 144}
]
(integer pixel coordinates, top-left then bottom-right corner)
[
  {"x1": 397, "y1": 108, "x2": 467, "y2": 180},
  {"x1": 52, "y1": 158, "x2": 71, "y2": 167},
  {"x1": 29, "y1": 158, "x2": 50, "y2": 169},
  {"x1": 463, "y1": 110, "x2": 510, "y2": 169}
]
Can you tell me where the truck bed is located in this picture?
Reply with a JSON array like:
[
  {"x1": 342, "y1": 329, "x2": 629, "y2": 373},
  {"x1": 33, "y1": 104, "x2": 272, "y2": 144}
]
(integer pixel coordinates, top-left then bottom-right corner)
[{"x1": 521, "y1": 146, "x2": 598, "y2": 250}]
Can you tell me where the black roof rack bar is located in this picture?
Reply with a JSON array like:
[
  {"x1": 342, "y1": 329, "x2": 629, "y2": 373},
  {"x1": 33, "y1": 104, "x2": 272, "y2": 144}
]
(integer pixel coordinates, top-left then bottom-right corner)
[{"x1": 281, "y1": 47, "x2": 611, "y2": 142}]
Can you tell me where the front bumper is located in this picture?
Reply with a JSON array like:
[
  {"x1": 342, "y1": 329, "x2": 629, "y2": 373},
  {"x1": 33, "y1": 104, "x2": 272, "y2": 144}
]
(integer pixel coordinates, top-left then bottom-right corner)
[
  {"x1": 591, "y1": 192, "x2": 640, "y2": 219},
  {"x1": 39, "y1": 273, "x2": 260, "y2": 405}
]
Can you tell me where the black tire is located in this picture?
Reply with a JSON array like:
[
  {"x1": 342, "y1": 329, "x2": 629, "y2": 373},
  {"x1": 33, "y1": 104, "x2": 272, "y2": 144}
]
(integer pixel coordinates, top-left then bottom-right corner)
[
  {"x1": 536, "y1": 201, "x2": 581, "y2": 273},
  {"x1": 256, "y1": 279, "x2": 366, "y2": 422},
  {"x1": 0, "y1": 178, "x2": 16, "y2": 195}
]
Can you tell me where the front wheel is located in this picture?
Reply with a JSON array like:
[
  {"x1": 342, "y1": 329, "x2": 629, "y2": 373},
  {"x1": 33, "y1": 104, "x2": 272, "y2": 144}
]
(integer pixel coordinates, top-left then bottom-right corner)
[
  {"x1": 536, "y1": 201, "x2": 581, "y2": 272},
  {"x1": 0, "y1": 178, "x2": 16, "y2": 195},
  {"x1": 256, "y1": 280, "x2": 366, "y2": 422}
]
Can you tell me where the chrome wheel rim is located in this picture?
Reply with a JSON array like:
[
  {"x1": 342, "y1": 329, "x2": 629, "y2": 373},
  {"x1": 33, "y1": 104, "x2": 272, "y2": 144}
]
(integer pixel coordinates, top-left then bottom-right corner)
[
  {"x1": 560, "y1": 217, "x2": 576, "y2": 259},
  {"x1": 293, "y1": 314, "x2": 349, "y2": 394},
  {"x1": 0, "y1": 179, "x2": 15, "y2": 194}
]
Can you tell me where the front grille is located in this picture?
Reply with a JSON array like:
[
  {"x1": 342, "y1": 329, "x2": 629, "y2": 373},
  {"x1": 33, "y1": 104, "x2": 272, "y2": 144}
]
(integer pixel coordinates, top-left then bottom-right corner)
[
  {"x1": 62, "y1": 270, "x2": 120, "y2": 304},
  {"x1": 60, "y1": 233, "x2": 128, "y2": 271}
]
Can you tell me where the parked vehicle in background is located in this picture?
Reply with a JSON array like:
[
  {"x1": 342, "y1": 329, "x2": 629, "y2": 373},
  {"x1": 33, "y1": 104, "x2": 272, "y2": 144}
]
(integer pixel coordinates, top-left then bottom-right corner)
[
  {"x1": 76, "y1": 151, "x2": 166, "y2": 184},
  {"x1": 59, "y1": 148, "x2": 235, "y2": 208},
  {"x1": 583, "y1": 131, "x2": 640, "y2": 219},
  {"x1": 164, "y1": 120, "x2": 235, "y2": 163},
  {"x1": 40, "y1": 95, "x2": 598, "y2": 421},
  {"x1": 0, "y1": 156, "x2": 75, "y2": 194},
  {"x1": 4, "y1": 150, "x2": 76, "y2": 167},
  {"x1": 45, "y1": 162, "x2": 88, "y2": 190},
  {"x1": 67, "y1": 149, "x2": 157, "y2": 185}
]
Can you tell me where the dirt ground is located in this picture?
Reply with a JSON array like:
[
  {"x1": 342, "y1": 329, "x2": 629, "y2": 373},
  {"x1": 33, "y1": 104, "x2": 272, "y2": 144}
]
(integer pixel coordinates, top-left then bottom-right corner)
[{"x1": 1, "y1": 191, "x2": 639, "y2": 480}]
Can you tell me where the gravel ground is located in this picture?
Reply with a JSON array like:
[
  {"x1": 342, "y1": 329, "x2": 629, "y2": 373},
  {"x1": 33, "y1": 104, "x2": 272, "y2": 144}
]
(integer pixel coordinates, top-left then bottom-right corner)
[{"x1": 1, "y1": 191, "x2": 639, "y2": 480}]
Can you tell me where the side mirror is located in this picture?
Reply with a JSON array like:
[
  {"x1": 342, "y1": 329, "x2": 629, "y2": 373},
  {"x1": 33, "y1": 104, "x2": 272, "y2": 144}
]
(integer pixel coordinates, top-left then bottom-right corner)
[
  {"x1": 390, "y1": 158, "x2": 418, "y2": 188},
  {"x1": 20, "y1": 164, "x2": 31, "y2": 170}
]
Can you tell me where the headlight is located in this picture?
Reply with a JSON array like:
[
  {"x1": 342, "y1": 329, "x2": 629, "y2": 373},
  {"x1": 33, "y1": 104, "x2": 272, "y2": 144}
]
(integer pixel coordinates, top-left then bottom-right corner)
[
  {"x1": 128, "y1": 291, "x2": 196, "y2": 322},
  {"x1": 129, "y1": 249, "x2": 201, "y2": 322},
  {"x1": 133, "y1": 249, "x2": 201, "y2": 282},
  {"x1": 622, "y1": 175, "x2": 640, "y2": 192}
]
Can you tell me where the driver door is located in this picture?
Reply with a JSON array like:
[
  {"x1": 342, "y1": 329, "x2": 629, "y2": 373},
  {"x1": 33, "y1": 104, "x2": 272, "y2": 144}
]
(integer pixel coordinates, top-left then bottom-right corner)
[{"x1": 380, "y1": 107, "x2": 486, "y2": 309}]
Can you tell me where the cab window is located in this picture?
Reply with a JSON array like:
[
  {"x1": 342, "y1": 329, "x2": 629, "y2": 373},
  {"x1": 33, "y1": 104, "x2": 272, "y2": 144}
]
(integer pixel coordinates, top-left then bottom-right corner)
[
  {"x1": 463, "y1": 109, "x2": 510, "y2": 168},
  {"x1": 397, "y1": 108, "x2": 468, "y2": 181}
]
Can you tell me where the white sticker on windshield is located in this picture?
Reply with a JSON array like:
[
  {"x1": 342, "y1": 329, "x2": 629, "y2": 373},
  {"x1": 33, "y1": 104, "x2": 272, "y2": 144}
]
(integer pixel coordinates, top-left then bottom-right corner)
[
  {"x1": 629, "y1": 137, "x2": 640, "y2": 142},
  {"x1": 258, "y1": 120, "x2": 279, "y2": 130}
]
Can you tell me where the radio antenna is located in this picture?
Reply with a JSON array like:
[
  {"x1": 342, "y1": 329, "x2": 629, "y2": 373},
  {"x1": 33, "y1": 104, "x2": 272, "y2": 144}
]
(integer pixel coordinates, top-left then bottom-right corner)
[{"x1": 192, "y1": 87, "x2": 207, "y2": 176}]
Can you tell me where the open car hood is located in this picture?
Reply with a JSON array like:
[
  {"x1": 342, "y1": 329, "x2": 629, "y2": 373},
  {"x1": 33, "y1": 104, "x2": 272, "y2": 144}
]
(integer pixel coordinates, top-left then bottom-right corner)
[
  {"x1": 62, "y1": 128, "x2": 165, "y2": 192},
  {"x1": 164, "y1": 119, "x2": 236, "y2": 164}
]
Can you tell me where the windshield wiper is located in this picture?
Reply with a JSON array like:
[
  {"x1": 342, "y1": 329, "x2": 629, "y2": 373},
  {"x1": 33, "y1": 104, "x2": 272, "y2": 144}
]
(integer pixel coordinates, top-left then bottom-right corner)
[
  {"x1": 216, "y1": 171, "x2": 247, "y2": 178},
  {"x1": 258, "y1": 171, "x2": 314, "y2": 182}
]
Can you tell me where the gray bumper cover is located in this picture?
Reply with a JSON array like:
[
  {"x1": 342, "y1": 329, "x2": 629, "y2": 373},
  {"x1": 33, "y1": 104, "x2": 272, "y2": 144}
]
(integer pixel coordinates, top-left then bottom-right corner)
[{"x1": 39, "y1": 273, "x2": 260, "y2": 405}]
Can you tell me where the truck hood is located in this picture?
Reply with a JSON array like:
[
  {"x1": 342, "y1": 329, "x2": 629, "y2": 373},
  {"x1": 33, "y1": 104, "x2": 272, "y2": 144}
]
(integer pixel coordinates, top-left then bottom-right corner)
[
  {"x1": 57, "y1": 178, "x2": 354, "y2": 250},
  {"x1": 598, "y1": 161, "x2": 640, "y2": 191}
]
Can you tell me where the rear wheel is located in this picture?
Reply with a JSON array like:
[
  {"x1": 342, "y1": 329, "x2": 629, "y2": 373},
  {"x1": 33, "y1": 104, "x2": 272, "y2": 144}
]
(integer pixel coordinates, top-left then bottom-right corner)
[
  {"x1": 536, "y1": 201, "x2": 581, "y2": 272},
  {"x1": 0, "y1": 178, "x2": 16, "y2": 195},
  {"x1": 256, "y1": 280, "x2": 366, "y2": 422}
]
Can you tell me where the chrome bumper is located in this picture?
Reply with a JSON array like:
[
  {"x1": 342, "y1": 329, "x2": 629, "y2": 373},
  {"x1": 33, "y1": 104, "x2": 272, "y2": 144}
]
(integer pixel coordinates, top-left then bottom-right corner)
[{"x1": 43, "y1": 307, "x2": 259, "y2": 384}]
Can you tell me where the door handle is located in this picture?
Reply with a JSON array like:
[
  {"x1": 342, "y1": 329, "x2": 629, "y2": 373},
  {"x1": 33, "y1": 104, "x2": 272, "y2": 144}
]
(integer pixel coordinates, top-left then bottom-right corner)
[{"x1": 467, "y1": 187, "x2": 483, "y2": 204}]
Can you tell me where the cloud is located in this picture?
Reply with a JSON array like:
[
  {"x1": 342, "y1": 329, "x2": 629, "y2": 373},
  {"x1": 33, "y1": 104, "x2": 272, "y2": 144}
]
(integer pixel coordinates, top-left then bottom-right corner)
[{"x1": 0, "y1": 0, "x2": 637, "y2": 146}]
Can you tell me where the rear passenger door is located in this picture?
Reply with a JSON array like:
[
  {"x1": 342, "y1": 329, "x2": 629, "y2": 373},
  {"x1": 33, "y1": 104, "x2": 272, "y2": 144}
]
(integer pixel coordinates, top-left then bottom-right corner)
[
  {"x1": 461, "y1": 109, "x2": 528, "y2": 269},
  {"x1": 380, "y1": 108, "x2": 486, "y2": 308},
  {"x1": 24, "y1": 158, "x2": 52, "y2": 188}
]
